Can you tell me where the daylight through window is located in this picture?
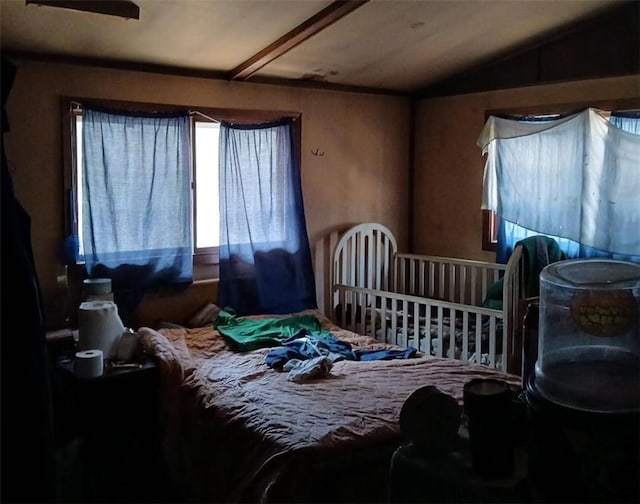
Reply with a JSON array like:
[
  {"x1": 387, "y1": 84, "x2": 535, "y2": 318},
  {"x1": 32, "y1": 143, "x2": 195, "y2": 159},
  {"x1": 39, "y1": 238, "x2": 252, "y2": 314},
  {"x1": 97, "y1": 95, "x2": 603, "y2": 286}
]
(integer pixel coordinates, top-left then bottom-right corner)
[
  {"x1": 73, "y1": 113, "x2": 220, "y2": 260},
  {"x1": 65, "y1": 100, "x2": 300, "y2": 280}
]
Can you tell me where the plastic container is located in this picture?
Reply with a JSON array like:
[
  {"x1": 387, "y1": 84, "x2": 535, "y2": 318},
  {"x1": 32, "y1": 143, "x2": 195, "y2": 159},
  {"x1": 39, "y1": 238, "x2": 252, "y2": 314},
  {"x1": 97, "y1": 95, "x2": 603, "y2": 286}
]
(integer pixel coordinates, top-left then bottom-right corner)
[
  {"x1": 535, "y1": 259, "x2": 640, "y2": 413},
  {"x1": 82, "y1": 278, "x2": 114, "y2": 302}
]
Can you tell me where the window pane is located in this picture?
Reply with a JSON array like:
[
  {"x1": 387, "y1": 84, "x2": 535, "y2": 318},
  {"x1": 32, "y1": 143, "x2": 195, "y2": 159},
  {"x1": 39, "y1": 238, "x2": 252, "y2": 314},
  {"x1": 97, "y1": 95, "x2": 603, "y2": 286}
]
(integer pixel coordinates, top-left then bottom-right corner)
[{"x1": 195, "y1": 121, "x2": 220, "y2": 249}]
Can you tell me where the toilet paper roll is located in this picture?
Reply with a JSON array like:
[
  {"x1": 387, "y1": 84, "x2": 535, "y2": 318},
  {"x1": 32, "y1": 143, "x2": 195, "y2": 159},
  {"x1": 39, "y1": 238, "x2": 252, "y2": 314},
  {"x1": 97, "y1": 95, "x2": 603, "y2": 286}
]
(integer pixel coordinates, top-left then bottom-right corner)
[
  {"x1": 74, "y1": 349, "x2": 104, "y2": 379},
  {"x1": 78, "y1": 300, "x2": 125, "y2": 359}
]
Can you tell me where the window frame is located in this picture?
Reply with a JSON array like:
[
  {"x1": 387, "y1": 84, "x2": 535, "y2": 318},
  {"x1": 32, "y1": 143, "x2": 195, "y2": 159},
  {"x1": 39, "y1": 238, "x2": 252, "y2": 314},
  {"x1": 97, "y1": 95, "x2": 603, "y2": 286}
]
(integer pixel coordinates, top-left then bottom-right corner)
[
  {"x1": 61, "y1": 97, "x2": 301, "y2": 281},
  {"x1": 482, "y1": 209, "x2": 498, "y2": 252}
]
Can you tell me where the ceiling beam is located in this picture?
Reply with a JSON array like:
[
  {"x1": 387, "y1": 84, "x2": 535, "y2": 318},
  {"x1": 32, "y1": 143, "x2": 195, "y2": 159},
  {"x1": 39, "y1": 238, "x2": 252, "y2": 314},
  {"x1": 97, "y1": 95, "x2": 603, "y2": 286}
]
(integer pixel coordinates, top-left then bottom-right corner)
[{"x1": 229, "y1": 0, "x2": 369, "y2": 81}]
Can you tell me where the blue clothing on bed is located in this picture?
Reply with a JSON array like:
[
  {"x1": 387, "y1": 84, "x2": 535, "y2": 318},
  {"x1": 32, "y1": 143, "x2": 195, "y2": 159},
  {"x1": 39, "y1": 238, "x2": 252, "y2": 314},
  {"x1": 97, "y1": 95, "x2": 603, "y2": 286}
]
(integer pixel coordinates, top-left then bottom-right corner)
[
  {"x1": 265, "y1": 330, "x2": 356, "y2": 368},
  {"x1": 356, "y1": 347, "x2": 417, "y2": 361},
  {"x1": 265, "y1": 330, "x2": 416, "y2": 369}
]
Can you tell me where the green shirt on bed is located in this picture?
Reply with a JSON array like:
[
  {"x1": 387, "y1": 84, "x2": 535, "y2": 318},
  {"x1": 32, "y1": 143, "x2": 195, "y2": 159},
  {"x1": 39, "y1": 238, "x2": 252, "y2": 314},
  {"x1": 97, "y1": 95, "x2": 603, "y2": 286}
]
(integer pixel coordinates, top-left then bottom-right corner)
[{"x1": 213, "y1": 310, "x2": 330, "y2": 352}]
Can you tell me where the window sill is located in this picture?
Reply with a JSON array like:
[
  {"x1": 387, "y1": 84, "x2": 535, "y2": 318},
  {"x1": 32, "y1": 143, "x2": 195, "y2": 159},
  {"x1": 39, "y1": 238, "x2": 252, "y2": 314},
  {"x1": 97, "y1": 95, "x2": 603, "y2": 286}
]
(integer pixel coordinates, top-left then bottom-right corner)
[{"x1": 193, "y1": 262, "x2": 219, "y2": 282}]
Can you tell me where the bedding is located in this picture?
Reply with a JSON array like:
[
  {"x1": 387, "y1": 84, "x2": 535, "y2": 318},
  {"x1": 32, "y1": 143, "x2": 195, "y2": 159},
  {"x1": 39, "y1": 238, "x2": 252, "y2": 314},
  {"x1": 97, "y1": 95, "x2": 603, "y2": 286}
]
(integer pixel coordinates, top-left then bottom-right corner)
[
  {"x1": 376, "y1": 307, "x2": 503, "y2": 364},
  {"x1": 139, "y1": 309, "x2": 519, "y2": 503}
]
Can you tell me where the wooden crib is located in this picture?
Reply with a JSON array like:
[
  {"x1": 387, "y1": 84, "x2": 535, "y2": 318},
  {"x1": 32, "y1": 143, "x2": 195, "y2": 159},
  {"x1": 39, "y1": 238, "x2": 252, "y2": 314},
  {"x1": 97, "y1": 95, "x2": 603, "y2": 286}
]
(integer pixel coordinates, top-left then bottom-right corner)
[{"x1": 332, "y1": 223, "x2": 524, "y2": 373}]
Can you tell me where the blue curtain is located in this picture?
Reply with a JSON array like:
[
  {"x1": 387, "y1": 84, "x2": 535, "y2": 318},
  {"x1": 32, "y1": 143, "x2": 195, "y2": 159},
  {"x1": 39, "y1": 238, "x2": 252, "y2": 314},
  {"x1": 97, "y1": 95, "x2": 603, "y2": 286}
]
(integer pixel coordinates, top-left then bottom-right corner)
[
  {"x1": 82, "y1": 108, "x2": 192, "y2": 322},
  {"x1": 610, "y1": 110, "x2": 640, "y2": 135},
  {"x1": 480, "y1": 109, "x2": 640, "y2": 264},
  {"x1": 496, "y1": 220, "x2": 638, "y2": 264},
  {"x1": 218, "y1": 118, "x2": 317, "y2": 315}
]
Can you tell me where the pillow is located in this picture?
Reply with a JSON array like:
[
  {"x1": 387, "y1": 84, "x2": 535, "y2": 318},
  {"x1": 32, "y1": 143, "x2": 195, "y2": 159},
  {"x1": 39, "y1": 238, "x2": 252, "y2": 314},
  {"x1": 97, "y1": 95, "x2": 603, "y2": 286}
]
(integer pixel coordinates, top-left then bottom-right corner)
[{"x1": 186, "y1": 301, "x2": 222, "y2": 328}]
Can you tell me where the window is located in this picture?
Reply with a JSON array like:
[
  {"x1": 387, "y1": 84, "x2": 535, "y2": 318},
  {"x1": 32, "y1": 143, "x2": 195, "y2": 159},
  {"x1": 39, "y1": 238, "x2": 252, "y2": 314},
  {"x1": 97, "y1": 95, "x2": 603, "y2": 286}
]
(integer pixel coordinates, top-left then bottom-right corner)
[
  {"x1": 194, "y1": 121, "x2": 220, "y2": 252},
  {"x1": 191, "y1": 117, "x2": 221, "y2": 271},
  {"x1": 480, "y1": 99, "x2": 639, "y2": 254},
  {"x1": 480, "y1": 103, "x2": 640, "y2": 262},
  {"x1": 63, "y1": 98, "x2": 300, "y2": 280},
  {"x1": 481, "y1": 113, "x2": 561, "y2": 252}
]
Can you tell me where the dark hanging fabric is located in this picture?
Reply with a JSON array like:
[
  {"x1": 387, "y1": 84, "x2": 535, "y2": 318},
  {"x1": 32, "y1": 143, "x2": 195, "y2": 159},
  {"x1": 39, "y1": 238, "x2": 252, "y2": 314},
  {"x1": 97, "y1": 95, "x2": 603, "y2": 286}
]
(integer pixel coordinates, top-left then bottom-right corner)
[
  {"x1": 218, "y1": 119, "x2": 317, "y2": 315},
  {"x1": 1, "y1": 57, "x2": 57, "y2": 502}
]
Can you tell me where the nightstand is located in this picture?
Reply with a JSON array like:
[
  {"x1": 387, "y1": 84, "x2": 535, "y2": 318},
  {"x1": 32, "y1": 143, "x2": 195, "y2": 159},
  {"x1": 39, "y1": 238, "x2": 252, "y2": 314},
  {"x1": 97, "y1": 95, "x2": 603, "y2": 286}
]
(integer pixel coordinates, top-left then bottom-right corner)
[{"x1": 52, "y1": 352, "x2": 172, "y2": 502}]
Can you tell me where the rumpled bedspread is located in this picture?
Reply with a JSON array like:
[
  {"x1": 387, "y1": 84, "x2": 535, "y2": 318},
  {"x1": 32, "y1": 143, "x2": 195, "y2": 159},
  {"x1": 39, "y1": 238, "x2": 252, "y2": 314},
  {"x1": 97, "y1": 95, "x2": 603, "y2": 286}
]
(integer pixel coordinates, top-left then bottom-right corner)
[{"x1": 138, "y1": 309, "x2": 518, "y2": 503}]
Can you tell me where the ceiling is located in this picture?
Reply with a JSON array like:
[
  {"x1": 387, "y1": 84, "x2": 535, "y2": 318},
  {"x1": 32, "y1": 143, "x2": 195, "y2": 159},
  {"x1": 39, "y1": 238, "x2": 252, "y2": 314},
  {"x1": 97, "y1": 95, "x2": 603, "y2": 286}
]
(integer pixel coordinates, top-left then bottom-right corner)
[{"x1": 0, "y1": 0, "x2": 626, "y2": 94}]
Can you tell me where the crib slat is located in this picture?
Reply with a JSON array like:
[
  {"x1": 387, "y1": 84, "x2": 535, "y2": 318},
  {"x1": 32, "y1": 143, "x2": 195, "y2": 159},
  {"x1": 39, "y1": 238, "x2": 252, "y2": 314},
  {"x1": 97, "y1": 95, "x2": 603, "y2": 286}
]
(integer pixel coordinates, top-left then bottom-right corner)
[
  {"x1": 489, "y1": 316, "x2": 497, "y2": 369},
  {"x1": 413, "y1": 302, "x2": 420, "y2": 350},
  {"x1": 374, "y1": 230, "x2": 381, "y2": 290},
  {"x1": 475, "y1": 312, "x2": 482, "y2": 366},
  {"x1": 436, "y1": 306, "x2": 444, "y2": 357},
  {"x1": 380, "y1": 295, "x2": 388, "y2": 344},
  {"x1": 400, "y1": 299, "x2": 408, "y2": 348},
  {"x1": 358, "y1": 232, "x2": 366, "y2": 288},
  {"x1": 348, "y1": 236, "x2": 355, "y2": 286},
  {"x1": 459, "y1": 266, "x2": 467, "y2": 304},
  {"x1": 427, "y1": 262, "x2": 433, "y2": 297},
  {"x1": 449, "y1": 266, "x2": 455, "y2": 302},
  {"x1": 462, "y1": 311, "x2": 469, "y2": 363},
  {"x1": 470, "y1": 267, "x2": 478, "y2": 305},
  {"x1": 448, "y1": 308, "x2": 456, "y2": 358}
]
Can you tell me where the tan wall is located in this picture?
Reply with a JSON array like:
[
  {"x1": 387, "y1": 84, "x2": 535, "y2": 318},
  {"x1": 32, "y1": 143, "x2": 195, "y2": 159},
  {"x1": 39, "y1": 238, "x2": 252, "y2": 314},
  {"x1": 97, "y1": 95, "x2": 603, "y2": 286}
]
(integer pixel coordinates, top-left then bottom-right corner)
[
  {"x1": 412, "y1": 75, "x2": 640, "y2": 262},
  {"x1": 7, "y1": 59, "x2": 636, "y2": 330},
  {"x1": 4, "y1": 60, "x2": 411, "y2": 328}
]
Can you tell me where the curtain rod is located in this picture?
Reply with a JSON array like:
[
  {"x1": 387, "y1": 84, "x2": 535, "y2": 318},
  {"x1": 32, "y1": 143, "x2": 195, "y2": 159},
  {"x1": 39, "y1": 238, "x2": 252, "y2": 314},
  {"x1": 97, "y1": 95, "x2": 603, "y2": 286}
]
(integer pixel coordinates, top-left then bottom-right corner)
[
  {"x1": 70, "y1": 101, "x2": 217, "y2": 121},
  {"x1": 189, "y1": 110, "x2": 220, "y2": 123}
]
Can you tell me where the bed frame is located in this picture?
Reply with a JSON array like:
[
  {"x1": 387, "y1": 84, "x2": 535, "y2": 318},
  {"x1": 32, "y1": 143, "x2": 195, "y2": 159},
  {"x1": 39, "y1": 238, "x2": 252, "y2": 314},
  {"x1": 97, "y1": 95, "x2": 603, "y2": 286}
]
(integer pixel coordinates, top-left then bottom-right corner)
[{"x1": 332, "y1": 223, "x2": 524, "y2": 373}]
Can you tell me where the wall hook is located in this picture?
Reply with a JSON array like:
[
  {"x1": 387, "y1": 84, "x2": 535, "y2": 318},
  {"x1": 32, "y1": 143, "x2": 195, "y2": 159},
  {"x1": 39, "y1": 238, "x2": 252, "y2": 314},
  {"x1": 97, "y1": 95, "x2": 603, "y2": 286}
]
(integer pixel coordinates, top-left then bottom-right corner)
[{"x1": 311, "y1": 148, "x2": 325, "y2": 157}]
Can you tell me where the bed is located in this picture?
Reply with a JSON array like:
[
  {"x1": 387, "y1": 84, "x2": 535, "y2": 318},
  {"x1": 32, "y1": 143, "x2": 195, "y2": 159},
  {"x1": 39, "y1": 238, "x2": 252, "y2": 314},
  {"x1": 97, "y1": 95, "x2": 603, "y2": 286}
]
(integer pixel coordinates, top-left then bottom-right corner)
[
  {"x1": 138, "y1": 307, "x2": 521, "y2": 503},
  {"x1": 332, "y1": 223, "x2": 524, "y2": 373}
]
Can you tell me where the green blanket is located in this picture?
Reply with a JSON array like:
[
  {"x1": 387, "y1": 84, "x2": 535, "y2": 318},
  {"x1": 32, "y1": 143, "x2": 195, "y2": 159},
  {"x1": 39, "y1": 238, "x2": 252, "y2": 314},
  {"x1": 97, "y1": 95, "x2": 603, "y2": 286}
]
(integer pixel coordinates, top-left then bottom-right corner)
[{"x1": 213, "y1": 310, "x2": 330, "y2": 352}]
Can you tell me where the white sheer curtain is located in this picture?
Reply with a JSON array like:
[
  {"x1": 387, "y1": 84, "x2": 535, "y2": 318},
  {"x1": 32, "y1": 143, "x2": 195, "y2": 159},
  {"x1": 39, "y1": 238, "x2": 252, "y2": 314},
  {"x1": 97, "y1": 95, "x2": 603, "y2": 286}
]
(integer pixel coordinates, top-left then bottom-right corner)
[{"x1": 479, "y1": 108, "x2": 640, "y2": 259}]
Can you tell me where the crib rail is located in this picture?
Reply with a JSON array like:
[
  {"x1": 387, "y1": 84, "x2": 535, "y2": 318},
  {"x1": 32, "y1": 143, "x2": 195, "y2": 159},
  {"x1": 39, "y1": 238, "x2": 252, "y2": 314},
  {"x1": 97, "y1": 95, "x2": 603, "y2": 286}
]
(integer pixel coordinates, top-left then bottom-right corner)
[
  {"x1": 334, "y1": 284, "x2": 507, "y2": 371},
  {"x1": 394, "y1": 253, "x2": 506, "y2": 306},
  {"x1": 502, "y1": 244, "x2": 524, "y2": 374}
]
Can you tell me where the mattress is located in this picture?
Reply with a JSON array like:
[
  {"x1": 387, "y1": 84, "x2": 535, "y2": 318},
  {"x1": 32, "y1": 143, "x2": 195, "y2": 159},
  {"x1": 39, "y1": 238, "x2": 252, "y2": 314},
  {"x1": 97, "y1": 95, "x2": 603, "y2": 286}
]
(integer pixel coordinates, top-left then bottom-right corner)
[{"x1": 138, "y1": 309, "x2": 519, "y2": 502}]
